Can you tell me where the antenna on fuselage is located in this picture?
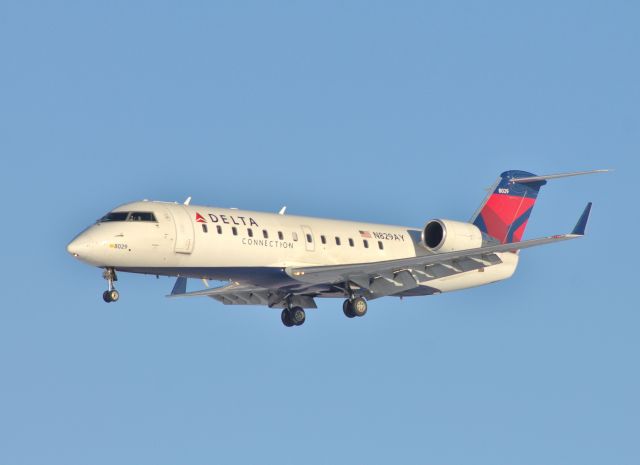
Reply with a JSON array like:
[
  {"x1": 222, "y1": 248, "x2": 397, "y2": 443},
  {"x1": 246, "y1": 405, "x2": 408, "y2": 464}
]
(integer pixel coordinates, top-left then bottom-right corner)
[
  {"x1": 278, "y1": 206, "x2": 287, "y2": 215},
  {"x1": 183, "y1": 196, "x2": 192, "y2": 205}
]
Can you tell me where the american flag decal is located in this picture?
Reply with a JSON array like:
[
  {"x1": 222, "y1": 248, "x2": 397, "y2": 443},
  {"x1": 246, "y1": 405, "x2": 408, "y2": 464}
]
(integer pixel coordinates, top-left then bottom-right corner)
[
  {"x1": 195, "y1": 212, "x2": 207, "y2": 223},
  {"x1": 359, "y1": 230, "x2": 371, "y2": 238}
]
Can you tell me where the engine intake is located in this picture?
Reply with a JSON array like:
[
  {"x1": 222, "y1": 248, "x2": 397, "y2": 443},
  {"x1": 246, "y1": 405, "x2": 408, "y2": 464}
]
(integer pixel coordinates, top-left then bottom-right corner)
[{"x1": 421, "y1": 219, "x2": 483, "y2": 253}]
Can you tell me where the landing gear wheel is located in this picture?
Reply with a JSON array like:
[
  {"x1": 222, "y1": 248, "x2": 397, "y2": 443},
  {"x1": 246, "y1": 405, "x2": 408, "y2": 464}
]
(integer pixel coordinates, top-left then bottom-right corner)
[
  {"x1": 102, "y1": 268, "x2": 119, "y2": 303},
  {"x1": 281, "y1": 309, "x2": 294, "y2": 327},
  {"x1": 351, "y1": 297, "x2": 368, "y2": 317},
  {"x1": 343, "y1": 299, "x2": 355, "y2": 318},
  {"x1": 290, "y1": 306, "x2": 306, "y2": 326},
  {"x1": 343, "y1": 297, "x2": 367, "y2": 318}
]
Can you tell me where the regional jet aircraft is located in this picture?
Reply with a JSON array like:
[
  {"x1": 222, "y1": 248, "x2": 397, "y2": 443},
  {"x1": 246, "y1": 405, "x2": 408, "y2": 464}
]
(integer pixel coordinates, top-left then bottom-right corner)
[{"x1": 67, "y1": 169, "x2": 606, "y2": 327}]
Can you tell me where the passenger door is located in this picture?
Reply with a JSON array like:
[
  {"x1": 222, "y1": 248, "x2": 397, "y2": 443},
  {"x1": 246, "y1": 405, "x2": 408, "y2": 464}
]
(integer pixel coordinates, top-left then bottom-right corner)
[{"x1": 171, "y1": 206, "x2": 195, "y2": 254}]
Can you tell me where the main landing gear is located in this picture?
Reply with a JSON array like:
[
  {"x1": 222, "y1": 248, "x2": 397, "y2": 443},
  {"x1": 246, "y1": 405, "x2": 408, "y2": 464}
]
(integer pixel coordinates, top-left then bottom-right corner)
[
  {"x1": 280, "y1": 296, "x2": 369, "y2": 327},
  {"x1": 102, "y1": 268, "x2": 119, "y2": 303},
  {"x1": 281, "y1": 306, "x2": 306, "y2": 327},
  {"x1": 343, "y1": 297, "x2": 368, "y2": 319}
]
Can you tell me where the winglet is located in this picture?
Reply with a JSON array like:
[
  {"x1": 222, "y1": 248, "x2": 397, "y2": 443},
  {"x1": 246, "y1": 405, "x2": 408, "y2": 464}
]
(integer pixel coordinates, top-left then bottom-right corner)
[
  {"x1": 571, "y1": 202, "x2": 592, "y2": 235},
  {"x1": 171, "y1": 276, "x2": 187, "y2": 295}
]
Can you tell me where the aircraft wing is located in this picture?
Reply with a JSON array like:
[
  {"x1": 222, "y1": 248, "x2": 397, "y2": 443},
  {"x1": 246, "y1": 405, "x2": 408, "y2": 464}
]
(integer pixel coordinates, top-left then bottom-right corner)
[
  {"x1": 168, "y1": 203, "x2": 591, "y2": 305},
  {"x1": 286, "y1": 203, "x2": 592, "y2": 296},
  {"x1": 167, "y1": 280, "x2": 318, "y2": 308}
]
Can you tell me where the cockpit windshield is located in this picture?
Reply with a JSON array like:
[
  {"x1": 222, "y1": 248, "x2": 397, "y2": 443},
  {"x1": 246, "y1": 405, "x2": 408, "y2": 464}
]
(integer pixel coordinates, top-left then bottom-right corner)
[
  {"x1": 100, "y1": 212, "x2": 129, "y2": 222},
  {"x1": 129, "y1": 212, "x2": 156, "y2": 221},
  {"x1": 99, "y1": 211, "x2": 157, "y2": 222}
]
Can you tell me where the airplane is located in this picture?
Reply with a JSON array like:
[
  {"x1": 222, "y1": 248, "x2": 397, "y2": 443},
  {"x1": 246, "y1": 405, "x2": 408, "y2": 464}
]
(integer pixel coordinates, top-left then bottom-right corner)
[{"x1": 67, "y1": 169, "x2": 607, "y2": 327}]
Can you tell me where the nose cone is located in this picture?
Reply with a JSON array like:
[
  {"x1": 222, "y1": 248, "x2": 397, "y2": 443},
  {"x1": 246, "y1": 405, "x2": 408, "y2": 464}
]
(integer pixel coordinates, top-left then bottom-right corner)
[
  {"x1": 67, "y1": 229, "x2": 98, "y2": 263},
  {"x1": 67, "y1": 233, "x2": 90, "y2": 260},
  {"x1": 66, "y1": 238, "x2": 80, "y2": 257}
]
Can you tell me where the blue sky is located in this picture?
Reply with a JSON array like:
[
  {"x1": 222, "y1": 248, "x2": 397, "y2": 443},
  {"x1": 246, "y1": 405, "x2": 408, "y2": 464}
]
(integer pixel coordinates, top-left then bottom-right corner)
[{"x1": 0, "y1": 1, "x2": 638, "y2": 464}]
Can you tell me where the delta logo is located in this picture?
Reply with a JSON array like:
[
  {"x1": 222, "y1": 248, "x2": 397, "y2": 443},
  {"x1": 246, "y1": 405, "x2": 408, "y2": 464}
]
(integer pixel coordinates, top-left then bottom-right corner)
[{"x1": 195, "y1": 212, "x2": 207, "y2": 223}]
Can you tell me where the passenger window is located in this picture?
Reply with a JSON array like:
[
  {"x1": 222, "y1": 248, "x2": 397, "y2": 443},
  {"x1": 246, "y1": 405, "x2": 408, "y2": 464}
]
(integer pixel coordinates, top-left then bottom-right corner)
[
  {"x1": 335, "y1": 237, "x2": 341, "y2": 246},
  {"x1": 378, "y1": 241, "x2": 384, "y2": 250},
  {"x1": 248, "y1": 228, "x2": 253, "y2": 237},
  {"x1": 363, "y1": 239, "x2": 369, "y2": 248},
  {"x1": 263, "y1": 229, "x2": 269, "y2": 239},
  {"x1": 278, "y1": 231, "x2": 284, "y2": 240},
  {"x1": 232, "y1": 227, "x2": 238, "y2": 236},
  {"x1": 306, "y1": 234, "x2": 313, "y2": 243},
  {"x1": 349, "y1": 238, "x2": 354, "y2": 247},
  {"x1": 321, "y1": 235, "x2": 326, "y2": 244},
  {"x1": 217, "y1": 225, "x2": 222, "y2": 234},
  {"x1": 202, "y1": 224, "x2": 208, "y2": 233},
  {"x1": 292, "y1": 232, "x2": 298, "y2": 241}
]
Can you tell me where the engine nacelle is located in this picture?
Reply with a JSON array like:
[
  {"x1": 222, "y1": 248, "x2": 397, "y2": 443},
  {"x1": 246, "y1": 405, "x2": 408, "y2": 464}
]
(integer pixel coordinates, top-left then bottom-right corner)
[{"x1": 421, "y1": 219, "x2": 483, "y2": 253}]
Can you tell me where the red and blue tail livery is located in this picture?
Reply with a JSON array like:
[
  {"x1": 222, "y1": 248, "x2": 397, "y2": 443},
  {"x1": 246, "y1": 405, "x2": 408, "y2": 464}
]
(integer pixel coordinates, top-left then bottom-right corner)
[
  {"x1": 472, "y1": 169, "x2": 609, "y2": 244},
  {"x1": 473, "y1": 170, "x2": 547, "y2": 244}
]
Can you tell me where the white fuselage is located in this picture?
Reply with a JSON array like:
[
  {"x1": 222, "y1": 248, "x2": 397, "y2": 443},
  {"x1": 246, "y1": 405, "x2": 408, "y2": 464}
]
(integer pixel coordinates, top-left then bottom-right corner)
[{"x1": 67, "y1": 200, "x2": 519, "y2": 296}]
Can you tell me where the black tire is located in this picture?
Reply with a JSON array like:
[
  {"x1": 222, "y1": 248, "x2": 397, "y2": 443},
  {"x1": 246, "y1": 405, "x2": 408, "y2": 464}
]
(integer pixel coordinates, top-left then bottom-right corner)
[
  {"x1": 281, "y1": 309, "x2": 294, "y2": 327},
  {"x1": 343, "y1": 299, "x2": 355, "y2": 318},
  {"x1": 351, "y1": 297, "x2": 368, "y2": 317},
  {"x1": 103, "y1": 291, "x2": 112, "y2": 303},
  {"x1": 290, "y1": 306, "x2": 306, "y2": 326},
  {"x1": 109, "y1": 289, "x2": 120, "y2": 302}
]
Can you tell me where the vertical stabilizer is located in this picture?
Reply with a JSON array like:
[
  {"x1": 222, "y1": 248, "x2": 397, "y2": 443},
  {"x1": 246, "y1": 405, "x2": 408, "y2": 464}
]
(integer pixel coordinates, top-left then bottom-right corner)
[{"x1": 471, "y1": 170, "x2": 546, "y2": 244}]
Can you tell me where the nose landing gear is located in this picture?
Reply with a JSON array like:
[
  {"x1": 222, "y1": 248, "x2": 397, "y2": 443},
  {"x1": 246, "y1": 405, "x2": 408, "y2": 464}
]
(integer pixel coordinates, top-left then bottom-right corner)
[
  {"x1": 103, "y1": 289, "x2": 120, "y2": 303},
  {"x1": 102, "y1": 268, "x2": 119, "y2": 303}
]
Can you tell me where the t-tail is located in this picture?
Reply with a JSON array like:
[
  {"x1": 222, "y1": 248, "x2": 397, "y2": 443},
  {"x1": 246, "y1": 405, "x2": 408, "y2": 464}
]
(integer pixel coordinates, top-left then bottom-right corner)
[{"x1": 471, "y1": 169, "x2": 609, "y2": 244}]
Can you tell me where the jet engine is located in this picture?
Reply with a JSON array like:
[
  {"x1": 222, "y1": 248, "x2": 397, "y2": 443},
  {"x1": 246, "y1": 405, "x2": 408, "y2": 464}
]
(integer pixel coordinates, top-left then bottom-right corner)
[{"x1": 421, "y1": 219, "x2": 483, "y2": 253}]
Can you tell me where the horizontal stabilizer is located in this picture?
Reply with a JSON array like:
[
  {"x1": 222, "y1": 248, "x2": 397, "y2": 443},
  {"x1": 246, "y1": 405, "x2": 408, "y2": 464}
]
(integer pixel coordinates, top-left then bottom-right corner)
[{"x1": 510, "y1": 169, "x2": 610, "y2": 184}]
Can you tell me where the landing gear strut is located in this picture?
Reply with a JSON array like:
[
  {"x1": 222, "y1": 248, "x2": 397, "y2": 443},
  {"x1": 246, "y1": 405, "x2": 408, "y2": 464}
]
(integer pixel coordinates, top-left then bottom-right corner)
[
  {"x1": 343, "y1": 297, "x2": 368, "y2": 318},
  {"x1": 281, "y1": 306, "x2": 306, "y2": 327},
  {"x1": 102, "y1": 268, "x2": 119, "y2": 303}
]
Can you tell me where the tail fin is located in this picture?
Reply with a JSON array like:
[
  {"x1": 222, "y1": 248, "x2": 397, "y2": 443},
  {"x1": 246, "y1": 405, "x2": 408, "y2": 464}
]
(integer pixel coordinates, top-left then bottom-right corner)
[
  {"x1": 472, "y1": 170, "x2": 543, "y2": 244},
  {"x1": 471, "y1": 169, "x2": 609, "y2": 244}
]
